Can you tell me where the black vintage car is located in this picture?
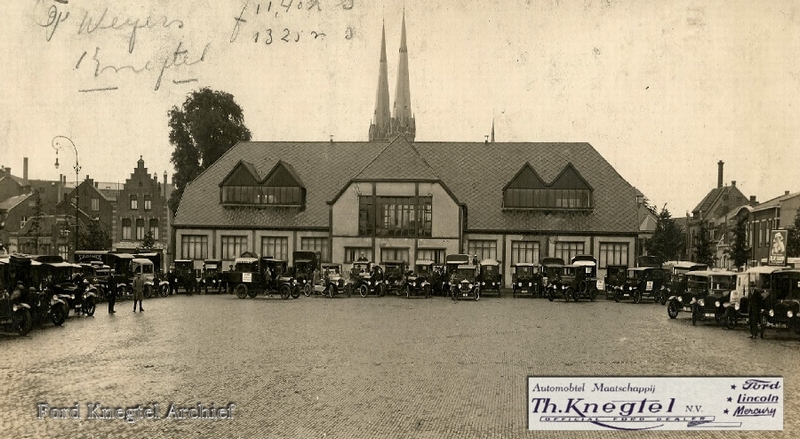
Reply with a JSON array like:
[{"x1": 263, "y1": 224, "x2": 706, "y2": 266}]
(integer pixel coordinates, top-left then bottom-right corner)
[
  {"x1": 723, "y1": 266, "x2": 785, "y2": 329},
  {"x1": 405, "y1": 260, "x2": 434, "y2": 298},
  {"x1": 317, "y1": 263, "x2": 350, "y2": 298},
  {"x1": 293, "y1": 251, "x2": 319, "y2": 297},
  {"x1": 478, "y1": 259, "x2": 502, "y2": 296},
  {"x1": 349, "y1": 260, "x2": 385, "y2": 297},
  {"x1": 201, "y1": 259, "x2": 223, "y2": 294},
  {"x1": 570, "y1": 255, "x2": 599, "y2": 302},
  {"x1": 758, "y1": 268, "x2": 800, "y2": 338},
  {"x1": 603, "y1": 265, "x2": 628, "y2": 300},
  {"x1": 617, "y1": 267, "x2": 668, "y2": 304},
  {"x1": 232, "y1": 256, "x2": 294, "y2": 299},
  {"x1": 33, "y1": 255, "x2": 97, "y2": 317},
  {"x1": 666, "y1": 270, "x2": 735, "y2": 325},
  {"x1": 511, "y1": 263, "x2": 541, "y2": 298},
  {"x1": 174, "y1": 259, "x2": 199, "y2": 295},
  {"x1": 443, "y1": 254, "x2": 471, "y2": 296},
  {"x1": 384, "y1": 260, "x2": 408, "y2": 295},
  {"x1": 2, "y1": 255, "x2": 58, "y2": 329},
  {"x1": 451, "y1": 264, "x2": 480, "y2": 301},
  {"x1": 0, "y1": 271, "x2": 34, "y2": 335},
  {"x1": 663, "y1": 261, "x2": 708, "y2": 298}
]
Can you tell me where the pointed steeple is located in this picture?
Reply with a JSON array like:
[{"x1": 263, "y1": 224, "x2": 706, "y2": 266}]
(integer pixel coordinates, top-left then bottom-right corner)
[
  {"x1": 491, "y1": 119, "x2": 495, "y2": 143},
  {"x1": 390, "y1": 10, "x2": 416, "y2": 142},
  {"x1": 369, "y1": 21, "x2": 391, "y2": 142}
]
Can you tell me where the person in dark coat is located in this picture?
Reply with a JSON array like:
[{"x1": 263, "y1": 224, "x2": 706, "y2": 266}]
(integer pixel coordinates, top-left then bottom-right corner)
[
  {"x1": 168, "y1": 269, "x2": 177, "y2": 295},
  {"x1": 132, "y1": 274, "x2": 145, "y2": 312},
  {"x1": 107, "y1": 274, "x2": 117, "y2": 314},
  {"x1": 749, "y1": 289, "x2": 764, "y2": 338}
]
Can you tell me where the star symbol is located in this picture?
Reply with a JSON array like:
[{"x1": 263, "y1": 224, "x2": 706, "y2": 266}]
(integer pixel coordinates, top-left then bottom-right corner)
[
  {"x1": 727, "y1": 397, "x2": 732, "y2": 402},
  {"x1": 724, "y1": 409, "x2": 729, "y2": 414},
  {"x1": 731, "y1": 385, "x2": 736, "y2": 390}
]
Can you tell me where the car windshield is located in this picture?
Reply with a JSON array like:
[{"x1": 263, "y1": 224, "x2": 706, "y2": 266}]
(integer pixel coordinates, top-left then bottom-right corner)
[
  {"x1": 516, "y1": 266, "x2": 536, "y2": 276},
  {"x1": 687, "y1": 276, "x2": 711, "y2": 293},
  {"x1": 416, "y1": 264, "x2": 432, "y2": 274},
  {"x1": 234, "y1": 262, "x2": 258, "y2": 272},
  {"x1": 773, "y1": 272, "x2": 800, "y2": 301},
  {"x1": 710, "y1": 275, "x2": 734, "y2": 291},
  {"x1": 628, "y1": 270, "x2": 645, "y2": 280},
  {"x1": 353, "y1": 263, "x2": 370, "y2": 273},
  {"x1": 483, "y1": 265, "x2": 499, "y2": 275},
  {"x1": 456, "y1": 269, "x2": 476, "y2": 281}
]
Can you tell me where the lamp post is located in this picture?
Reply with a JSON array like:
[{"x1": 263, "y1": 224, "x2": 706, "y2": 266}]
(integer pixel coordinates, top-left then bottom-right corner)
[{"x1": 52, "y1": 136, "x2": 81, "y2": 261}]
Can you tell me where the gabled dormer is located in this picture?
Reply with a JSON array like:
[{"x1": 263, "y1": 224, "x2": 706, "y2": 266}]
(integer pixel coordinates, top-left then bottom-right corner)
[
  {"x1": 220, "y1": 160, "x2": 261, "y2": 204},
  {"x1": 260, "y1": 160, "x2": 305, "y2": 206},
  {"x1": 503, "y1": 162, "x2": 593, "y2": 210}
]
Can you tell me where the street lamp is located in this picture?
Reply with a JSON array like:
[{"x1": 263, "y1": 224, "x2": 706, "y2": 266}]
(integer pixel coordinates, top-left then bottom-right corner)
[{"x1": 52, "y1": 136, "x2": 81, "y2": 261}]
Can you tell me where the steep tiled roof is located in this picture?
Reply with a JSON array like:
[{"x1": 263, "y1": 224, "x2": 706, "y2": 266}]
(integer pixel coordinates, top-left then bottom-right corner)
[
  {"x1": 175, "y1": 139, "x2": 639, "y2": 234},
  {"x1": 0, "y1": 193, "x2": 32, "y2": 211},
  {"x1": 692, "y1": 185, "x2": 747, "y2": 219},
  {"x1": 751, "y1": 191, "x2": 800, "y2": 213}
]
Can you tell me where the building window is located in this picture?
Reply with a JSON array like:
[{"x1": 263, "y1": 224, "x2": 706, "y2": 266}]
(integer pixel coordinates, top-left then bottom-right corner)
[
  {"x1": 359, "y1": 196, "x2": 432, "y2": 237},
  {"x1": 380, "y1": 247, "x2": 409, "y2": 263},
  {"x1": 553, "y1": 242, "x2": 585, "y2": 263},
  {"x1": 135, "y1": 219, "x2": 145, "y2": 240},
  {"x1": 261, "y1": 236, "x2": 288, "y2": 260},
  {"x1": 130, "y1": 194, "x2": 138, "y2": 210},
  {"x1": 221, "y1": 186, "x2": 303, "y2": 205},
  {"x1": 149, "y1": 219, "x2": 159, "y2": 240},
  {"x1": 221, "y1": 236, "x2": 249, "y2": 260},
  {"x1": 144, "y1": 194, "x2": 152, "y2": 211},
  {"x1": 58, "y1": 245, "x2": 70, "y2": 260},
  {"x1": 511, "y1": 241, "x2": 540, "y2": 265},
  {"x1": 91, "y1": 198, "x2": 99, "y2": 212},
  {"x1": 416, "y1": 248, "x2": 445, "y2": 264},
  {"x1": 467, "y1": 240, "x2": 498, "y2": 261},
  {"x1": 598, "y1": 243, "x2": 629, "y2": 268},
  {"x1": 504, "y1": 188, "x2": 592, "y2": 209},
  {"x1": 122, "y1": 218, "x2": 131, "y2": 240},
  {"x1": 20, "y1": 216, "x2": 28, "y2": 228},
  {"x1": 181, "y1": 235, "x2": 208, "y2": 260},
  {"x1": 301, "y1": 237, "x2": 329, "y2": 262},
  {"x1": 344, "y1": 247, "x2": 373, "y2": 263}
]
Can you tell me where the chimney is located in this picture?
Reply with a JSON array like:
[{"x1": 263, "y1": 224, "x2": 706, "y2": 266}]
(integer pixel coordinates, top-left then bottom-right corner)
[
  {"x1": 731, "y1": 180, "x2": 736, "y2": 187},
  {"x1": 786, "y1": 190, "x2": 790, "y2": 195},
  {"x1": 94, "y1": 182, "x2": 98, "y2": 188},
  {"x1": 749, "y1": 195, "x2": 757, "y2": 206},
  {"x1": 717, "y1": 160, "x2": 724, "y2": 188},
  {"x1": 23, "y1": 157, "x2": 28, "y2": 180}
]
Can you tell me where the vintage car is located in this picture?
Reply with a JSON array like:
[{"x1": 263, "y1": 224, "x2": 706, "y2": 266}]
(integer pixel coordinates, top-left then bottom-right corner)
[
  {"x1": 602, "y1": 265, "x2": 628, "y2": 300},
  {"x1": 78, "y1": 262, "x2": 112, "y2": 297},
  {"x1": 404, "y1": 259, "x2": 434, "y2": 298},
  {"x1": 292, "y1": 251, "x2": 319, "y2": 297},
  {"x1": 131, "y1": 258, "x2": 169, "y2": 298},
  {"x1": 663, "y1": 261, "x2": 708, "y2": 297},
  {"x1": 31, "y1": 255, "x2": 98, "y2": 317},
  {"x1": 511, "y1": 263, "x2": 541, "y2": 298},
  {"x1": 0, "y1": 263, "x2": 33, "y2": 335},
  {"x1": 617, "y1": 267, "x2": 668, "y2": 304},
  {"x1": 231, "y1": 256, "x2": 294, "y2": 299},
  {"x1": 349, "y1": 260, "x2": 385, "y2": 297},
  {"x1": 758, "y1": 268, "x2": 800, "y2": 338},
  {"x1": 174, "y1": 259, "x2": 199, "y2": 295},
  {"x1": 570, "y1": 255, "x2": 599, "y2": 301},
  {"x1": 477, "y1": 259, "x2": 502, "y2": 295},
  {"x1": 541, "y1": 257, "x2": 565, "y2": 288},
  {"x1": 201, "y1": 259, "x2": 223, "y2": 294},
  {"x1": 318, "y1": 263, "x2": 350, "y2": 298},
  {"x1": 383, "y1": 260, "x2": 408, "y2": 295},
  {"x1": 102, "y1": 253, "x2": 136, "y2": 295},
  {"x1": 1, "y1": 255, "x2": 65, "y2": 327},
  {"x1": 723, "y1": 266, "x2": 787, "y2": 329},
  {"x1": 666, "y1": 269, "x2": 735, "y2": 325},
  {"x1": 451, "y1": 264, "x2": 480, "y2": 301},
  {"x1": 443, "y1": 254, "x2": 472, "y2": 295}
]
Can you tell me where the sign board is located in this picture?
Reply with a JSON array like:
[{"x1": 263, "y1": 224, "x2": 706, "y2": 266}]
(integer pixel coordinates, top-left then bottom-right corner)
[
  {"x1": 768, "y1": 229, "x2": 788, "y2": 266},
  {"x1": 528, "y1": 376, "x2": 783, "y2": 431},
  {"x1": 242, "y1": 272, "x2": 252, "y2": 283}
]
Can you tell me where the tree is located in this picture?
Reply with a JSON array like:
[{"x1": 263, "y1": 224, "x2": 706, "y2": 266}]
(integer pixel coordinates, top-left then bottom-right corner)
[
  {"x1": 646, "y1": 206, "x2": 685, "y2": 262},
  {"x1": 788, "y1": 210, "x2": 800, "y2": 258},
  {"x1": 694, "y1": 222, "x2": 715, "y2": 267},
  {"x1": 79, "y1": 219, "x2": 111, "y2": 250},
  {"x1": 24, "y1": 191, "x2": 44, "y2": 253},
  {"x1": 140, "y1": 231, "x2": 156, "y2": 250},
  {"x1": 730, "y1": 214, "x2": 750, "y2": 269},
  {"x1": 168, "y1": 88, "x2": 252, "y2": 216}
]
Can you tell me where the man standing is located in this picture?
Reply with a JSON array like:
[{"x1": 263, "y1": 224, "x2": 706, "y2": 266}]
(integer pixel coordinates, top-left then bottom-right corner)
[
  {"x1": 107, "y1": 273, "x2": 117, "y2": 314},
  {"x1": 132, "y1": 273, "x2": 145, "y2": 312}
]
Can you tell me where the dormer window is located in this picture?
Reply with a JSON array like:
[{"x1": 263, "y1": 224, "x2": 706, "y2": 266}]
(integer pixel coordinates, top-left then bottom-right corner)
[
  {"x1": 503, "y1": 163, "x2": 593, "y2": 210},
  {"x1": 220, "y1": 160, "x2": 305, "y2": 207}
]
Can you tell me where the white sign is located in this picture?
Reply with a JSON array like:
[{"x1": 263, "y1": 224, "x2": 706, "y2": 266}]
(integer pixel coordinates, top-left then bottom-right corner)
[
  {"x1": 241, "y1": 273, "x2": 252, "y2": 283},
  {"x1": 596, "y1": 279, "x2": 605, "y2": 291},
  {"x1": 528, "y1": 376, "x2": 782, "y2": 431}
]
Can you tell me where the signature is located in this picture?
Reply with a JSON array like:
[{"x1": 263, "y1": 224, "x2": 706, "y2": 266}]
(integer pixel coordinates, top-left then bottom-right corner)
[
  {"x1": 35, "y1": 0, "x2": 184, "y2": 53},
  {"x1": 76, "y1": 41, "x2": 210, "y2": 91}
]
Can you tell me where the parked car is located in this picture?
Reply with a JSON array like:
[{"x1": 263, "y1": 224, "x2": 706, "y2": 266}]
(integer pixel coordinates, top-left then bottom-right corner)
[
  {"x1": 541, "y1": 257, "x2": 565, "y2": 291},
  {"x1": 511, "y1": 263, "x2": 542, "y2": 298},
  {"x1": 666, "y1": 269, "x2": 735, "y2": 325},
  {"x1": 758, "y1": 268, "x2": 800, "y2": 338},
  {"x1": 318, "y1": 263, "x2": 350, "y2": 298},
  {"x1": 202, "y1": 259, "x2": 223, "y2": 294},
  {"x1": 450, "y1": 264, "x2": 480, "y2": 301},
  {"x1": 723, "y1": 265, "x2": 787, "y2": 329},
  {"x1": 404, "y1": 260, "x2": 433, "y2": 298},
  {"x1": 174, "y1": 259, "x2": 199, "y2": 295},
  {"x1": 383, "y1": 260, "x2": 407, "y2": 295},
  {"x1": 132, "y1": 258, "x2": 169, "y2": 298},
  {"x1": 349, "y1": 260, "x2": 385, "y2": 297},
  {"x1": 477, "y1": 259, "x2": 502, "y2": 295},
  {"x1": 570, "y1": 255, "x2": 599, "y2": 301},
  {"x1": 232, "y1": 256, "x2": 294, "y2": 299},
  {"x1": 602, "y1": 265, "x2": 627, "y2": 300},
  {"x1": 618, "y1": 267, "x2": 668, "y2": 304},
  {"x1": 33, "y1": 255, "x2": 97, "y2": 317},
  {"x1": 663, "y1": 261, "x2": 708, "y2": 297},
  {"x1": 443, "y1": 254, "x2": 472, "y2": 296},
  {"x1": 1, "y1": 255, "x2": 63, "y2": 328},
  {"x1": 0, "y1": 286, "x2": 33, "y2": 336},
  {"x1": 78, "y1": 262, "x2": 112, "y2": 299}
]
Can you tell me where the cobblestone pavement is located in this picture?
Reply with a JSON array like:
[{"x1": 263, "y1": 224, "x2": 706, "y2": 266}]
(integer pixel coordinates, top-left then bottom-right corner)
[{"x1": 1, "y1": 292, "x2": 799, "y2": 439}]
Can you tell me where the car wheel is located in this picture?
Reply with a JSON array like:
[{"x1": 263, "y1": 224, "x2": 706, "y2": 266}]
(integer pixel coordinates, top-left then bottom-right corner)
[
  {"x1": 475, "y1": 287, "x2": 480, "y2": 301},
  {"x1": 633, "y1": 291, "x2": 641, "y2": 304},
  {"x1": 590, "y1": 289, "x2": 597, "y2": 302},
  {"x1": 724, "y1": 308, "x2": 736, "y2": 330},
  {"x1": 424, "y1": 285, "x2": 430, "y2": 299},
  {"x1": 83, "y1": 297, "x2": 96, "y2": 316},
  {"x1": 144, "y1": 286, "x2": 152, "y2": 299},
  {"x1": 15, "y1": 309, "x2": 33, "y2": 336},
  {"x1": 302, "y1": 283, "x2": 313, "y2": 297},
  {"x1": 660, "y1": 293, "x2": 668, "y2": 306},
  {"x1": 235, "y1": 284, "x2": 248, "y2": 299},
  {"x1": 51, "y1": 305, "x2": 66, "y2": 326},
  {"x1": 291, "y1": 286, "x2": 300, "y2": 299},
  {"x1": 614, "y1": 291, "x2": 621, "y2": 303},
  {"x1": 570, "y1": 288, "x2": 579, "y2": 302},
  {"x1": 247, "y1": 288, "x2": 258, "y2": 298},
  {"x1": 547, "y1": 288, "x2": 554, "y2": 302},
  {"x1": 279, "y1": 284, "x2": 291, "y2": 300},
  {"x1": 359, "y1": 284, "x2": 369, "y2": 298},
  {"x1": 667, "y1": 300, "x2": 679, "y2": 319},
  {"x1": 159, "y1": 285, "x2": 169, "y2": 297},
  {"x1": 345, "y1": 285, "x2": 352, "y2": 298},
  {"x1": 378, "y1": 284, "x2": 386, "y2": 297}
]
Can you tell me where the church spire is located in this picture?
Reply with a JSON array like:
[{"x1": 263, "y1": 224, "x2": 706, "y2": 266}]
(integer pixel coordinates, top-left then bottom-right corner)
[
  {"x1": 369, "y1": 21, "x2": 391, "y2": 142},
  {"x1": 391, "y1": 9, "x2": 416, "y2": 142}
]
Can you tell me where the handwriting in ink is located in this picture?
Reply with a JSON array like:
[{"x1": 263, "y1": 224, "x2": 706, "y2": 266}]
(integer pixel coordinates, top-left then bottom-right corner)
[
  {"x1": 76, "y1": 8, "x2": 185, "y2": 54},
  {"x1": 35, "y1": 0, "x2": 69, "y2": 42}
]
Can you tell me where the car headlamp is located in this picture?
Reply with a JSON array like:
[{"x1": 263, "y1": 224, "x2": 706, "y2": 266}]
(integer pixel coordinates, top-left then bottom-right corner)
[
  {"x1": 698, "y1": 299, "x2": 704, "y2": 307},
  {"x1": 788, "y1": 310, "x2": 794, "y2": 318},
  {"x1": 528, "y1": 282, "x2": 532, "y2": 287},
  {"x1": 769, "y1": 309, "x2": 775, "y2": 317},
  {"x1": 468, "y1": 283, "x2": 473, "y2": 289},
  {"x1": 734, "y1": 303, "x2": 740, "y2": 311},
  {"x1": 367, "y1": 281, "x2": 371, "y2": 286},
  {"x1": 481, "y1": 282, "x2": 485, "y2": 286},
  {"x1": 518, "y1": 282, "x2": 522, "y2": 287},
  {"x1": 714, "y1": 301, "x2": 720, "y2": 308},
  {"x1": 677, "y1": 296, "x2": 683, "y2": 303}
]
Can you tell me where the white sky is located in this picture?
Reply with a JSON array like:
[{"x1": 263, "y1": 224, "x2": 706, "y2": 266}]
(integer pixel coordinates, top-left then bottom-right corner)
[{"x1": 2, "y1": 0, "x2": 799, "y2": 215}]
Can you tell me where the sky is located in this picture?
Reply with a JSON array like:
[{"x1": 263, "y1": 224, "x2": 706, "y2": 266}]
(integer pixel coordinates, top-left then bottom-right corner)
[{"x1": 1, "y1": 0, "x2": 799, "y2": 216}]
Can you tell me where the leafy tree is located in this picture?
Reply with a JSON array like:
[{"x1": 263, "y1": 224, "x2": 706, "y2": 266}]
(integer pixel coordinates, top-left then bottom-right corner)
[
  {"x1": 24, "y1": 191, "x2": 44, "y2": 253},
  {"x1": 787, "y1": 210, "x2": 800, "y2": 258},
  {"x1": 168, "y1": 88, "x2": 252, "y2": 216},
  {"x1": 694, "y1": 222, "x2": 715, "y2": 267},
  {"x1": 646, "y1": 206, "x2": 685, "y2": 262},
  {"x1": 79, "y1": 219, "x2": 111, "y2": 250},
  {"x1": 140, "y1": 231, "x2": 156, "y2": 250},
  {"x1": 730, "y1": 214, "x2": 750, "y2": 269}
]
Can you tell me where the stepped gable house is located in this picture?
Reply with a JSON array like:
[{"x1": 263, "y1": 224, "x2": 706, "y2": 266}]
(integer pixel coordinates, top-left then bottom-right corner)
[{"x1": 172, "y1": 14, "x2": 640, "y2": 284}]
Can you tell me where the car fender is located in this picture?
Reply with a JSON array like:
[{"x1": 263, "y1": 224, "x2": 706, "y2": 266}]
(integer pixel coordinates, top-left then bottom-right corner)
[
  {"x1": 13, "y1": 303, "x2": 32, "y2": 311},
  {"x1": 667, "y1": 295, "x2": 680, "y2": 302}
]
